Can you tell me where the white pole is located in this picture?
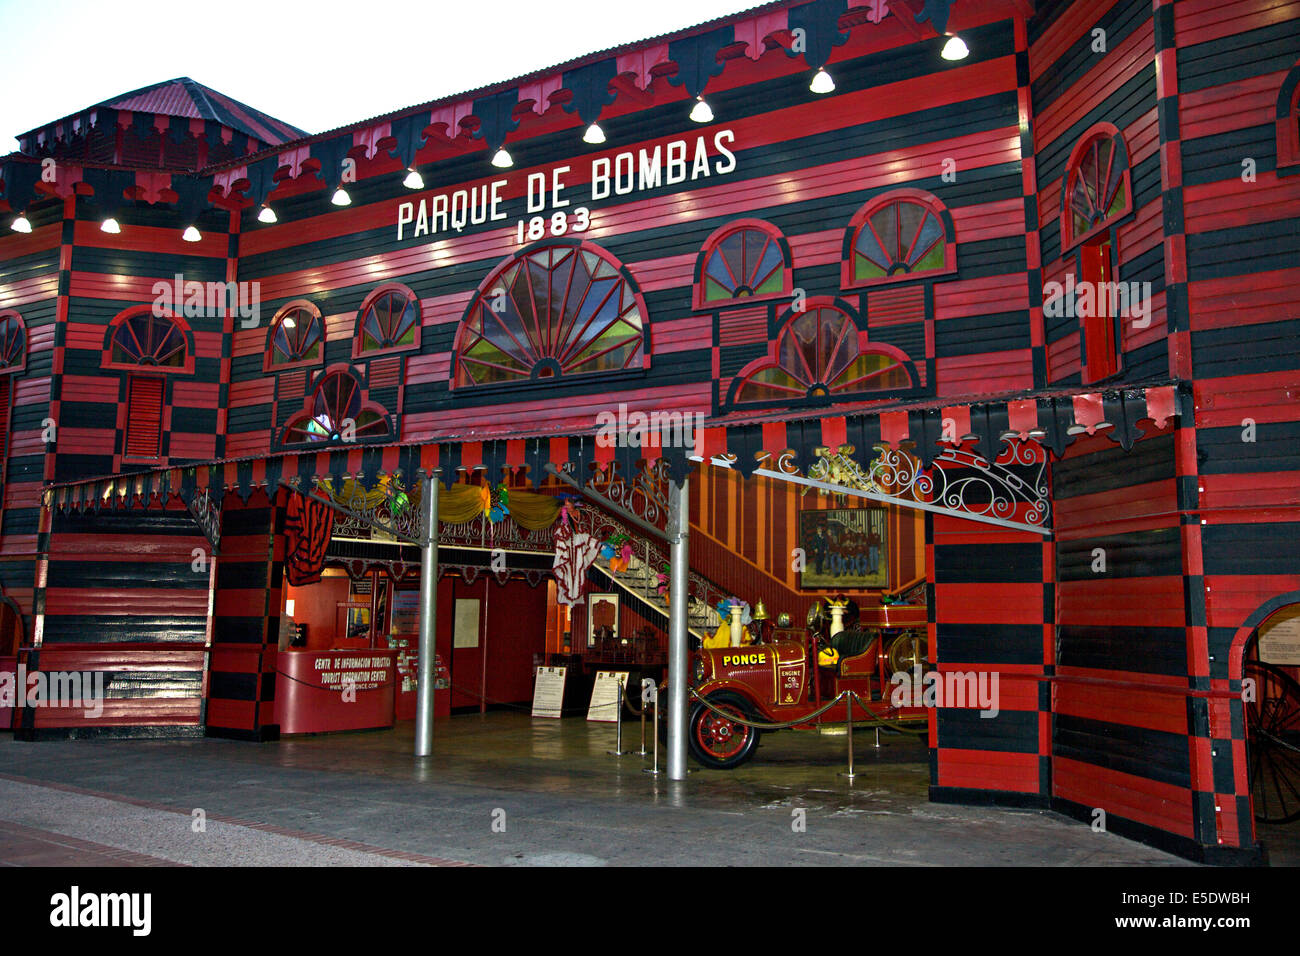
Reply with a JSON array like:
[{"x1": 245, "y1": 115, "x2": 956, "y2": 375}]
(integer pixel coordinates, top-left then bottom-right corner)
[
  {"x1": 415, "y1": 469, "x2": 440, "y2": 757},
  {"x1": 667, "y1": 477, "x2": 689, "y2": 781}
]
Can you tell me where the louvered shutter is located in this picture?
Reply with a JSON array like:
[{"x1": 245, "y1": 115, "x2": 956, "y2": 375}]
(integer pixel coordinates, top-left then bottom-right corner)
[
  {"x1": 0, "y1": 379, "x2": 10, "y2": 463},
  {"x1": 126, "y1": 375, "x2": 164, "y2": 459},
  {"x1": 0, "y1": 379, "x2": 10, "y2": 493}
]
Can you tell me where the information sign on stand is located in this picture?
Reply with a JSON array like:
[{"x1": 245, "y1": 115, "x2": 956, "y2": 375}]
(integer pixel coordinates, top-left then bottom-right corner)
[
  {"x1": 532, "y1": 666, "x2": 567, "y2": 719},
  {"x1": 587, "y1": 670, "x2": 629, "y2": 723}
]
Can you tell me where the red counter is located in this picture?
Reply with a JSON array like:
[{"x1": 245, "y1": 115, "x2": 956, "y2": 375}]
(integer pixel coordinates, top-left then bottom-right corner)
[{"x1": 275, "y1": 648, "x2": 396, "y2": 735}]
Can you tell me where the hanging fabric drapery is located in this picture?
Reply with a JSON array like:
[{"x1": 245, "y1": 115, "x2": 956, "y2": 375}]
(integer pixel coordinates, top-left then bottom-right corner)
[{"x1": 284, "y1": 492, "x2": 335, "y2": 586}]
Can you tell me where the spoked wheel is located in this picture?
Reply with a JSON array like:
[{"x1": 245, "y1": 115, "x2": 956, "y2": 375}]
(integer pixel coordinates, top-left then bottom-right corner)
[
  {"x1": 689, "y1": 691, "x2": 761, "y2": 770},
  {"x1": 1244, "y1": 658, "x2": 1300, "y2": 824},
  {"x1": 887, "y1": 631, "x2": 927, "y2": 674}
]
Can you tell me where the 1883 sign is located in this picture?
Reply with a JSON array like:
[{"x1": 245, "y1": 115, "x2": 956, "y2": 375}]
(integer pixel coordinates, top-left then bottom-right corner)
[{"x1": 799, "y1": 508, "x2": 888, "y2": 589}]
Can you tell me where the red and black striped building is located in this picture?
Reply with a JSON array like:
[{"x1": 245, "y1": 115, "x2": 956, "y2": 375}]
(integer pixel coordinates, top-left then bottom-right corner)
[{"x1": 1, "y1": 0, "x2": 1297, "y2": 864}]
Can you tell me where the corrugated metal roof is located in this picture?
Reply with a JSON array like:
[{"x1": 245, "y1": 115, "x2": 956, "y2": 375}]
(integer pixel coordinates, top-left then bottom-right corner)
[{"x1": 20, "y1": 77, "x2": 309, "y2": 147}]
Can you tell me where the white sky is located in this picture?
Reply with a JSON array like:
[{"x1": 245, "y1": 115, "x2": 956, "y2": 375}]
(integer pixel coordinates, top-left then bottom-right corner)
[{"x1": 0, "y1": 0, "x2": 770, "y2": 155}]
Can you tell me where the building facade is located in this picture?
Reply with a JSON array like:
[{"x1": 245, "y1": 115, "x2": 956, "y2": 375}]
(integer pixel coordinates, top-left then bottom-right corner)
[{"x1": 1, "y1": 0, "x2": 1298, "y2": 864}]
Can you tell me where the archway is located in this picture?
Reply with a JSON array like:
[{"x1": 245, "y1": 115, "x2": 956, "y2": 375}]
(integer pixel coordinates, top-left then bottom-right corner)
[{"x1": 1232, "y1": 595, "x2": 1300, "y2": 825}]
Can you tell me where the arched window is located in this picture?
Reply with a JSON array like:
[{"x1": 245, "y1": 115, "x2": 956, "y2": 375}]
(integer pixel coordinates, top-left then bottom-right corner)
[
  {"x1": 1277, "y1": 60, "x2": 1300, "y2": 172},
  {"x1": 453, "y1": 240, "x2": 648, "y2": 388},
  {"x1": 104, "y1": 308, "x2": 192, "y2": 373},
  {"x1": 355, "y1": 283, "x2": 421, "y2": 357},
  {"x1": 693, "y1": 219, "x2": 792, "y2": 309},
  {"x1": 842, "y1": 189, "x2": 956, "y2": 288},
  {"x1": 1061, "y1": 124, "x2": 1133, "y2": 252},
  {"x1": 266, "y1": 301, "x2": 324, "y2": 371},
  {"x1": 0, "y1": 311, "x2": 22, "y2": 479},
  {"x1": 0, "y1": 311, "x2": 26, "y2": 374},
  {"x1": 282, "y1": 367, "x2": 391, "y2": 445},
  {"x1": 102, "y1": 307, "x2": 193, "y2": 463},
  {"x1": 727, "y1": 300, "x2": 914, "y2": 409}
]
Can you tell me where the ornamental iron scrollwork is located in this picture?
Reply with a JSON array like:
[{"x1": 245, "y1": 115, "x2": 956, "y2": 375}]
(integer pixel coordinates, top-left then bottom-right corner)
[
  {"x1": 187, "y1": 489, "x2": 221, "y2": 552},
  {"x1": 798, "y1": 442, "x2": 1050, "y2": 531},
  {"x1": 585, "y1": 458, "x2": 670, "y2": 528}
]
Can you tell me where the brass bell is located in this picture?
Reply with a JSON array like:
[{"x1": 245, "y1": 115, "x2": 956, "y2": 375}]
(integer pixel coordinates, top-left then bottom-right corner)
[{"x1": 752, "y1": 600, "x2": 769, "y2": 621}]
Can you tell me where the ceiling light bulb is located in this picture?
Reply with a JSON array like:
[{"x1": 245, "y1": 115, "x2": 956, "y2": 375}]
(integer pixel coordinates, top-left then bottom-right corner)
[
  {"x1": 331, "y1": 187, "x2": 352, "y2": 206},
  {"x1": 810, "y1": 68, "x2": 835, "y2": 94},
  {"x1": 689, "y1": 97, "x2": 714, "y2": 124},
  {"x1": 10, "y1": 214, "x2": 31, "y2": 233},
  {"x1": 101, "y1": 218, "x2": 120, "y2": 234},
  {"x1": 491, "y1": 147, "x2": 513, "y2": 168},
  {"x1": 583, "y1": 123, "x2": 606, "y2": 145},
  {"x1": 403, "y1": 169, "x2": 424, "y2": 190},
  {"x1": 182, "y1": 225, "x2": 201, "y2": 242},
  {"x1": 258, "y1": 205, "x2": 277, "y2": 224},
  {"x1": 942, "y1": 35, "x2": 969, "y2": 60}
]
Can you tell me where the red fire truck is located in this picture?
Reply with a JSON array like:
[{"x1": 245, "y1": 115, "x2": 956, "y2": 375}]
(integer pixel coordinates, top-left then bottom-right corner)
[{"x1": 684, "y1": 600, "x2": 930, "y2": 768}]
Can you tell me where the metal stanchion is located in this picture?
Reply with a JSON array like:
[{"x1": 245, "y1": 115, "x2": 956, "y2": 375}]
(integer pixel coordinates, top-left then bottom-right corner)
[
  {"x1": 607, "y1": 678, "x2": 628, "y2": 756},
  {"x1": 643, "y1": 689, "x2": 661, "y2": 776},
  {"x1": 838, "y1": 692, "x2": 855, "y2": 780},
  {"x1": 637, "y1": 678, "x2": 652, "y2": 756}
]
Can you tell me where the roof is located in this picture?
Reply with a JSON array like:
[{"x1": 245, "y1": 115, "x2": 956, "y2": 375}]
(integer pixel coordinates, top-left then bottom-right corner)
[{"x1": 20, "y1": 77, "x2": 309, "y2": 147}]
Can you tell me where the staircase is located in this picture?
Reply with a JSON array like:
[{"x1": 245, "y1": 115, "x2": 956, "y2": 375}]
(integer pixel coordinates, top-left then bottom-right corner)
[{"x1": 589, "y1": 541, "x2": 723, "y2": 644}]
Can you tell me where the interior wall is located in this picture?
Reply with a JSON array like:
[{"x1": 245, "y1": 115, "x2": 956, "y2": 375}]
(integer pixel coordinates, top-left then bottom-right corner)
[
  {"x1": 689, "y1": 464, "x2": 925, "y2": 619},
  {"x1": 443, "y1": 574, "x2": 547, "y2": 710},
  {"x1": 283, "y1": 572, "x2": 354, "y2": 650}
]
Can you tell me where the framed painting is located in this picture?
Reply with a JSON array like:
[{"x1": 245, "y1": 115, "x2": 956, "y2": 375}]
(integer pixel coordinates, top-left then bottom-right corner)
[
  {"x1": 587, "y1": 592, "x2": 619, "y2": 647},
  {"x1": 798, "y1": 507, "x2": 889, "y2": 589}
]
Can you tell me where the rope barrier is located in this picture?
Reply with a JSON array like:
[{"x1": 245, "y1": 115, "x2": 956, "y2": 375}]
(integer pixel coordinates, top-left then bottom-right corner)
[
  {"x1": 688, "y1": 687, "x2": 929, "y2": 735},
  {"x1": 688, "y1": 689, "x2": 852, "y2": 730}
]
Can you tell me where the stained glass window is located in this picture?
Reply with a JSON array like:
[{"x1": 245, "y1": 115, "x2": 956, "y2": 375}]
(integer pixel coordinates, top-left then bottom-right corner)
[
  {"x1": 358, "y1": 287, "x2": 419, "y2": 354},
  {"x1": 733, "y1": 306, "x2": 912, "y2": 405},
  {"x1": 284, "y1": 370, "x2": 389, "y2": 444},
  {"x1": 110, "y1": 312, "x2": 188, "y2": 368},
  {"x1": 456, "y1": 243, "x2": 646, "y2": 387},
  {"x1": 851, "y1": 197, "x2": 948, "y2": 284},
  {"x1": 1065, "y1": 128, "x2": 1131, "y2": 248},
  {"x1": 0, "y1": 312, "x2": 25, "y2": 373},
  {"x1": 698, "y1": 225, "x2": 788, "y2": 304},
  {"x1": 269, "y1": 304, "x2": 323, "y2": 367}
]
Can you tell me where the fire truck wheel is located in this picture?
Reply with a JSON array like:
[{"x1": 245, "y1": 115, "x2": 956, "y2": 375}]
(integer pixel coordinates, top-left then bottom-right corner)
[{"x1": 688, "y1": 691, "x2": 761, "y2": 769}]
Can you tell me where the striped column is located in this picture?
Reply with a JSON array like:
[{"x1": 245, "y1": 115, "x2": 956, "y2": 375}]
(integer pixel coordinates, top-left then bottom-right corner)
[{"x1": 206, "y1": 489, "x2": 283, "y2": 740}]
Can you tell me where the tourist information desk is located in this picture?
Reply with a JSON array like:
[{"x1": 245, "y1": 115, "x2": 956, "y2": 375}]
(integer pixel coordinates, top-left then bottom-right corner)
[{"x1": 275, "y1": 648, "x2": 397, "y2": 735}]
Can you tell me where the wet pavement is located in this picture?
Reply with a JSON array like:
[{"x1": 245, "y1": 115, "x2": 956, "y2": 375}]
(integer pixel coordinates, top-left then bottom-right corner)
[{"x1": 0, "y1": 712, "x2": 1285, "y2": 866}]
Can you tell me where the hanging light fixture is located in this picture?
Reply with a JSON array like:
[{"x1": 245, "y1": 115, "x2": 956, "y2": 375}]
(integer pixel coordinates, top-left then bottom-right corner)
[
  {"x1": 583, "y1": 122, "x2": 606, "y2": 145},
  {"x1": 100, "y1": 217, "x2": 121, "y2": 234},
  {"x1": 331, "y1": 186, "x2": 352, "y2": 206},
  {"x1": 689, "y1": 96, "x2": 714, "y2": 124},
  {"x1": 9, "y1": 214, "x2": 31, "y2": 233},
  {"x1": 182, "y1": 225, "x2": 202, "y2": 242},
  {"x1": 491, "y1": 147, "x2": 513, "y2": 168},
  {"x1": 942, "y1": 35, "x2": 969, "y2": 60},
  {"x1": 402, "y1": 169, "x2": 425, "y2": 190},
  {"x1": 257, "y1": 204, "x2": 277, "y2": 224},
  {"x1": 809, "y1": 68, "x2": 835, "y2": 94}
]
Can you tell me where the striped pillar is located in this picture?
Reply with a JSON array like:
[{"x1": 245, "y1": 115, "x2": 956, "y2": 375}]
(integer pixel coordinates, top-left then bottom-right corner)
[{"x1": 205, "y1": 488, "x2": 283, "y2": 740}]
